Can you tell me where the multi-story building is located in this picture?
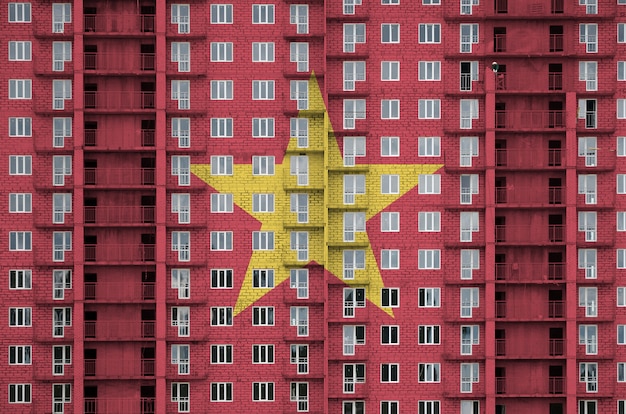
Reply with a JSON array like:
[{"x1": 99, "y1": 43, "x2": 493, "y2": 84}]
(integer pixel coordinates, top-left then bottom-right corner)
[{"x1": 3, "y1": 0, "x2": 626, "y2": 413}]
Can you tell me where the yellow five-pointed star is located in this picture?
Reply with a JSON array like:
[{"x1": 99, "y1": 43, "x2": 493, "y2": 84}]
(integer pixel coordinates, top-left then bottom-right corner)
[{"x1": 192, "y1": 74, "x2": 442, "y2": 316}]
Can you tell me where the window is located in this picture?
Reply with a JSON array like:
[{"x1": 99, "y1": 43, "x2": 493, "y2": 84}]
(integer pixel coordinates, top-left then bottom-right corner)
[
  {"x1": 172, "y1": 231, "x2": 190, "y2": 261},
  {"x1": 51, "y1": 193, "x2": 71, "y2": 224},
  {"x1": 579, "y1": 100, "x2": 597, "y2": 129},
  {"x1": 53, "y1": 231, "x2": 71, "y2": 262},
  {"x1": 381, "y1": 136, "x2": 399, "y2": 156},
  {"x1": 579, "y1": 287, "x2": 598, "y2": 317},
  {"x1": 619, "y1": 325, "x2": 626, "y2": 345},
  {"x1": 290, "y1": 306, "x2": 308, "y2": 336},
  {"x1": 344, "y1": 174, "x2": 366, "y2": 204},
  {"x1": 344, "y1": 23, "x2": 366, "y2": 52},
  {"x1": 344, "y1": 61, "x2": 366, "y2": 91},
  {"x1": 460, "y1": 212, "x2": 479, "y2": 242},
  {"x1": 9, "y1": 307, "x2": 31, "y2": 326},
  {"x1": 252, "y1": 4, "x2": 274, "y2": 23},
  {"x1": 579, "y1": 248, "x2": 597, "y2": 278},
  {"x1": 619, "y1": 100, "x2": 626, "y2": 119},
  {"x1": 211, "y1": 268, "x2": 232, "y2": 289},
  {"x1": 171, "y1": 382, "x2": 189, "y2": 412},
  {"x1": 419, "y1": 250, "x2": 441, "y2": 269},
  {"x1": 172, "y1": 268, "x2": 191, "y2": 298},
  {"x1": 461, "y1": 249, "x2": 480, "y2": 279},
  {"x1": 52, "y1": 41, "x2": 71, "y2": 71},
  {"x1": 171, "y1": 42, "x2": 190, "y2": 72},
  {"x1": 52, "y1": 79, "x2": 71, "y2": 109},
  {"x1": 171, "y1": 80, "x2": 190, "y2": 109},
  {"x1": 381, "y1": 61, "x2": 399, "y2": 81},
  {"x1": 290, "y1": 5, "x2": 308, "y2": 34},
  {"x1": 9, "y1": 231, "x2": 32, "y2": 251},
  {"x1": 210, "y1": 193, "x2": 233, "y2": 214},
  {"x1": 620, "y1": 23, "x2": 626, "y2": 42},
  {"x1": 419, "y1": 174, "x2": 440, "y2": 194},
  {"x1": 381, "y1": 363, "x2": 399, "y2": 383},
  {"x1": 253, "y1": 306, "x2": 274, "y2": 326},
  {"x1": 211, "y1": 231, "x2": 232, "y2": 250},
  {"x1": 343, "y1": 249, "x2": 365, "y2": 279},
  {"x1": 344, "y1": 99, "x2": 366, "y2": 129},
  {"x1": 52, "y1": 345, "x2": 70, "y2": 375},
  {"x1": 8, "y1": 41, "x2": 31, "y2": 61},
  {"x1": 252, "y1": 42, "x2": 274, "y2": 62},
  {"x1": 290, "y1": 269, "x2": 308, "y2": 299},
  {"x1": 381, "y1": 212, "x2": 399, "y2": 232},
  {"x1": 381, "y1": 23, "x2": 400, "y2": 43},
  {"x1": 9, "y1": 79, "x2": 31, "y2": 99},
  {"x1": 290, "y1": 80, "x2": 308, "y2": 110},
  {"x1": 381, "y1": 401, "x2": 399, "y2": 414},
  {"x1": 620, "y1": 401, "x2": 626, "y2": 414},
  {"x1": 381, "y1": 288, "x2": 399, "y2": 307},
  {"x1": 291, "y1": 42, "x2": 309, "y2": 72},
  {"x1": 290, "y1": 194, "x2": 308, "y2": 223},
  {"x1": 8, "y1": 383, "x2": 31, "y2": 403},
  {"x1": 619, "y1": 287, "x2": 626, "y2": 306},
  {"x1": 253, "y1": 231, "x2": 274, "y2": 250},
  {"x1": 52, "y1": 155, "x2": 71, "y2": 186},
  {"x1": 579, "y1": 137, "x2": 597, "y2": 166},
  {"x1": 290, "y1": 382, "x2": 308, "y2": 412},
  {"x1": 51, "y1": 3, "x2": 71, "y2": 33},
  {"x1": 8, "y1": 3, "x2": 31, "y2": 22},
  {"x1": 252, "y1": 344, "x2": 274, "y2": 363},
  {"x1": 253, "y1": 193, "x2": 275, "y2": 213},
  {"x1": 460, "y1": 99, "x2": 479, "y2": 129},
  {"x1": 419, "y1": 287, "x2": 441, "y2": 307},
  {"x1": 419, "y1": 61, "x2": 441, "y2": 81},
  {"x1": 291, "y1": 231, "x2": 309, "y2": 261},
  {"x1": 460, "y1": 174, "x2": 479, "y2": 205},
  {"x1": 381, "y1": 325, "x2": 399, "y2": 344},
  {"x1": 460, "y1": 61, "x2": 480, "y2": 91},
  {"x1": 9, "y1": 193, "x2": 32, "y2": 213},
  {"x1": 253, "y1": 382, "x2": 274, "y2": 401},
  {"x1": 619, "y1": 249, "x2": 626, "y2": 268},
  {"x1": 172, "y1": 344, "x2": 190, "y2": 375},
  {"x1": 9, "y1": 345, "x2": 31, "y2": 365},
  {"x1": 580, "y1": 362, "x2": 598, "y2": 392},
  {"x1": 9, "y1": 117, "x2": 32, "y2": 137},
  {"x1": 419, "y1": 401, "x2": 440, "y2": 414},
  {"x1": 344, "y1": 363, "x2": 366, "y2": 393},
  {"x1": 418, "y1": 325, "x2": 440, "y2": 345},
  {"x1": 253, "y1": 269, "x2": 274, "y2": 288},
  {"x1": 461, "y1": 325, "x2": 479, "y2": 354},
  {"x1": 460, "y1": 24, "x2": 479, "y2": 53},
  {"x1": 290, "y1": 118, "x2": 308, "y2": 148},
  {"x1": 52, "y1": 307, "x2": 71, "y2": 337},
  {"x1": 290, "y1": 155, "x2": 308, "y2": 186},
  {"x1": 344, "y1": 288, "x2": 366, "y2": 317},
  {"x1": 580, "y1": 0, "x2": 597, "y2": 14},
  {"x1": 459, "y1": 136, "x2": 479, "y2": 167},
  {"x1": 53, "y1": 117, "x2": 71, "y2": 148},
  {"x1": 210, "y1": 42, "x2": 233, "y2": 62},
  {"x1": 418, "y1": 363, "x2": 440, "y2": 382},
  {"x1": 171, "y1": 193, "x2": 191, "y2": 224},
  {"x1": 381, "y1": 249, "x2": 399, "y2": 269},
  {"x1": 619, "y1": 363, "x2": 626, "y2": 382},
  {"x1": 381, "y1": 100, "x2": 400, "y2": 119},
  {"x1": 210, "y1": 80, "x2": 233, "y2": 100},
  {"x1": 252, "y1": 156, "x2": 275, "y2": 175},
  {"x1": 171, "y1": 4, "x2": 189, "y2": 33},
  {"x1": 419, "y1": 212, "x2": 440, "y2": 232},
  {"x1": 252, "y1": 80, "x2": 274, "y2": 100},
  {"x1": 211, "y1": 344, "x2": 232, "y2": 364},
  {"x1": 418, "y1": 99, "x2": 441, "y2": 119},
  {"x1": 210, "y1": 155, "x2": 233, "y2": 175},
  {"x1": 171, "y1": 307, "x2": 190, "y2": 337},
  {"x1": 210, "y1": 118, "x2": 233, "y2": 138},
  {"x1": 290, "y1": 344, "x2": 308, "y2": 373},
  {"x1": 343, "y1": 325, "x2": 366, "y2": 355},
  {"x1": 52, "y1": 270, "x2": 71, "y2": 300},
  {"x1": 170, "y1": 156, "x2": 190, "y2": 186},
  {"x1": 461, "y1": 363, "x2": 479, "y2": 392},
  {"x1": 9, "y1": 269, "x2": 31, "y2": 289},
  {"x1": 252, "y1": 118, "x2": 275, "y2": 138},
  {"x1": 381, "y1": 175, "x2": 399, "y2": 194},
  {"x1": 343, "y1": 212, "x2": 366, "y2": 242},
  {"x1": 620, "y1": 62, "x2": 626, "y2": 81},
  {"x1": 579, "y1": 175, "x2": 597, "y2": 205},
  {"x1": 580, "y1": 61, "x2": 598, "y2": 91},
  {"x1": 211, "y1": 4, "x2": 233, "y2": 24},
  {"x1": 460, "y1": 0, "x2": 478, "y2": 14},
  {"x1": 578, "y1": 211, "x2": 597, "y2": 242},
  {"x1": 579, "y1": 325, "x2": 598, "y2": 355},
  {"x1": 580, "y1": 23, "x2": 598, "y2": 53},
  {"x1": 419, "y1": 24, "x2": 441, "y2": 43},
  {"x1": 210, "y1": 307, "x2": 232, "y2": 327}
]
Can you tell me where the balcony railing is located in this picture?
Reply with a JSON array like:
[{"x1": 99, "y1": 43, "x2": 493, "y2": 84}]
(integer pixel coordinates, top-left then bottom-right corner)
[
  {"x1": 495, "y1": 225, "x2": 564, "y2": 244},
  {"x1": 494, "y1": 72, "x2": 568, "y2": 92},
  {"x1": 84, "y1": 53, "x2": 155, "y2": 72},
  {"x1": 84, "y1": 321, "x2": 155, "y2": 340},
  {"x1": 85, "y1": 358, "x2": 155, "y2": 377},
  {"x1": 496, "y1": 149, "x2": 562, "y2": 169},
  {"x1": 84, "y1": 14, "x2": 155, "y2": 34},
  {"x1": 550, "y1": 339, "x2": 564, "y2": 356},
  {"x1": 495, "y1": 263, "x2": 564, "y2": 281},
  {"x1": 495, "y1": 300, "x2": 564, "y2": 319},
  {"x1": 84, "y1": 129, "x2": 155, "y2": 148},
  {"x1": 84, "y1": 206, "x2": 155, "y2": 224},
  {"x1": 495, "y1": 338, "x2": 564, "y2": 357},
  {"x1": 549, "y1": 377, "x2": 565, "y2": 394},
  {"x1": 84, "y1": 91, "x2": 155, "y2": 111},
  {"x1": 84, "y1": 398, "x2": 155, "y2": 414},
  {"x1": 84, "y1": 282, "x2": 155, "y2": 302},
  {"x1": 496, "y1": 186, "x2": 562, "y2": 205},
  {"x1": 84, "y1": 244, "x2": 155, "y2": 263},
  {"x1": 496, "y1": 377, "x2": 506, "y2": 394},
  {"x1": 495, "y1": 110, "x2": 565, "y2": 129},
  {"x1": 84, "y1": 168, "x2": 155, "y2": 186},
  {"x1": 495, "y1": 339, "x2": 506, "y2": 356}
]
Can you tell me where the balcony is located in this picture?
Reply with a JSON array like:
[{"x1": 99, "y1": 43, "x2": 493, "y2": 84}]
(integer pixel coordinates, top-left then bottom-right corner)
[
  {"x1": 84, "y1": 321, "x2": 155, "y2": 340},
  {"x1": 495, "y1": 149, "x2": 562, "y2": 169},
  {"x1": 84, "y1": 91, "x2": 156, "y2": 112},
  {"x1": 84, "y1": 244, "x2": 155, "y2": 263},
  {"x1": 84, "y1": 358, "x2": 155, "y2": 378},
  {"x1": 495, "y1": 262, "x2": 564, "y2": 282},
  {"x1": 495, "y1": 225, "x2": 564, "y2": 244},
  {"x1": 495, "y1": 72, "x2": 570, "y2": 93},
  {"x1": 85, "y1": 129, "x2": 155, "y2": 150},
  {"x1": 487, "y1": 0, "x2": 564, "y2": 17},
  {"x1": 494, "y1": 338, "x2": 564, "y2": 358},
  {"x1": 84, "y1": 206, "x2": 155, "y2": 226},
  {"x1": 495, "y1": 300, "x2": 564, "y2": 320},
  {"x1": 84, "y1": 168, "x2": 155, "y2": 187},
  {"x1": 549, "y1": 377, "x2": 565, "y2": 394},
  {"x1": 84, "y1": 282, "x2": 155, "y2": 302},
  {"x1": 84, "y1": 14, "x2": 155, "y2": 35},
  {"x1": 496, "y1": 377, "x2": 506, "y2": 394},
  {"x1": 495, "y1": 110, "x2": 565, "y2": 130},
  {"x1": 496, "y1": 186, "x2": 562, "y2": 206},
  {"x1": 495, "y1": 376, "x2": 564, "y2": 396},
  {"x1": 84, "y1": 398, "x2": 155, "y2": 414},
  {"x1": 84, "y1": 53, "x2": 155, "y2": 73}
]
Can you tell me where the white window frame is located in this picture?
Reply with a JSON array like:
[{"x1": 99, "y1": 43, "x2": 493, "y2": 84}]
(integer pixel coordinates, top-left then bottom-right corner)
[
  {"x1": 211, "y1": 268, "x2": 232, "y2": 289},
  {"x1": 290, "y1": 382, "x2": 308, "y2": 412},
  {"x1": 9, "y1": 269, "x2": 31, "y2": 289},
  {"x1": 252, "y1": 344, "x2": 274, "y2": 364},
  {"x1": 211, "y1": 344, "x2": 232, "y2": 364},
  {"x1": 419, "y1": 174, "x2": 441, "y2": 194},
  {"x1": 344, "y1": 23, "x2": 366, "y2": 53},
  {"x1": 381, "y1": 363, "x2": 399, "y2": 383},
  {"x1": 8, "y1": 41, "x2": 31, "y2": 61},
  {"x1": 9, "y1": 193, "x2": 32, "y2": 213},
  {"x1": 9, "y1": 231, "x2": 32, "y2": 251},
  {"x1": 52, "y1": 79, "x2": 71, "y2": 109},
  {"x1": 579, "y1": 61, "x2": 598, "y2": 91},
  {"x1": 210, "y1": 42, "x2": 233, "y2": 62},
  {"x1": 343, "y1": 249, "x2": 365, "y2": 279},
  {"x1": 461, "y1": 249, "x2": 480, "y2": 279},
  {"x1": 52, "y1": 307, "x2": 71, "y2": 337},
  {"x1": 343, "y1": 363, "x2": 366, "y2": 393},
  {"x1": 418, "y1": 363, "x2": 440, "y2": 383},
  {"x1": 579, "y1": 174, "x2": 597, "y2": 205},
  {"x1": 579, "y1": 362, "x2": 598, "y2": 392},
  {"x1": 578, "y1": 211, "x2": 597, "y2": 242},
  {"x1": 290, "y1": 193, "x2": 309, "y2": 223},
  {"x1": 210, "y1": 193, "x2": 233, "y2": 214},
  {"x1": 210, "y1": 231, "x2": 233, "y2": 251},
  {"x1": 210, "y1": 155, "x2": 233, "y2": 175},
  {"x1": 52, "y1": 345, "x2": 70, "y2": 375},
  {"x1": 210, "y1": 118, "x2": 233, "y2": 138},
  {"x1": 381, "y1": 325, "x2": 399, "y2": 345},
  {"x1": 418, "y1": 99, "x2": 441, "y2": 119},
  {"x1": 290, "y1": 344, "x2": 308, "y2": 373},
  {"x1": 381, "y1": 61, "x2": 400, "y2": 81},
  {"x1": 9, "y1": 345, "x2": 31, "y2": 365},
  {"x1": 52, "y1": 41, "x2": 71, "y2": 71},
  {"x1": 210, "y1": 4, "x2": 233, "y2": 24},
  {"x1": 418, "y1": 250, "x2": 441, "y2": 269},
  {"x1": 210, "y1": 80, "x2": 233, "y2": 100},
  {"x1": 252, "y1": 118, "x2": 275, "y2": 138},
  {"x1": 210, "y1": 306, "x2": 233, "y2": 326},
  {"x1": 172, "y1": 231, "x2": 190, "y2": 262},
  {"x1": 172, "y1": 268, "x2": 191, "y2": 298},
  {"x1": 252, "y1": 382, "x2": 274, "y2": 402},
  {"x1": 53, "y1": 231, "x2": 72, "y2": 262},
  {"x1": 8, "y1": 383, "x2": 31, "y2": 403},
  {"x1": 171, "y1": 42, "x2": 190, "y2": 72},
  {"x1": 343, "y1": 212, "x2": 366, "y2": 242},
  {"x1": 252, "y1": 4, "x2": 274, "y2": 24},
  {"x1": 171, "y1": 306, "x2": 190, "y2": 336},
  {"x1": 252, "y1": 306, "x2": 274, "y2": 326},
  {"x1": 381, "y1": 136, "x2": 400, "y2": 156},
  {"x1": 381, "y1": 23, "x2": 400, "y2": 43},
  {"x1": 252, "y1": 231, "x2": 274, "y2": 250},
  {"x1": 381, "y1": 174, "x2": 399, "y2": 194},
  {"x1": 343, "y1": 325, "x2": 366, "y2": 355},
  {"x1": 460, "y1": 363, "x2": 479, "y2": 393},
  {"x1": 460, "y1": 99, "x2": 479, "y2": 129},
  {"x1": 580, "y1": 23, "x2": 598, "y2": 53},
  {"x1": 52, "y1": 3, "x2": 71, "y2": 33},
  {"x1": 210, "y1": 382, "x2": 233, "y2": 402},
  {"x1": 290, "y1": 306, "x2": 309, "y2": 336},
  {"x1": 252, "y1": 156, "x2": 275, "y2": 175},
  {"x1": 344, "y1": 61, "x2": 366, "y2": 91},
  {"x1": 171, "y1": 80, "x2": 190, "y2": 109},
  {"x1": 343, "y1": 99, "x2": 366, "y2": 129},
  {"x1": 290, "y1": 80, "x2": 308, "y2": 110},
  {"x1": 290, "y1": 269, "x2": 309, "y2": 299},
  {"x1": 381, "y1": 249, "x2": 399, "y2": 269},
  {"x1": 381, "y1": 99, "x2": 400, "y2": 119},
  {"x1": 460, "y1": 24, "x2": 479, "y2": 53},
  {"x1": 9, "y1": 117, "x2": 32, "y2": 137},
  {"x1": 290, "y1": 155, "x2": 309, "y2": 186},
  {"x1": 418, "y1": 325, "x2": 440, "y2": 345},
  {"x1": 419, "y1": 24, "x2": 441, "y2": 43},
  {"x1": 419, "y1": 287, "x2": 441, "y2": 307},
  {"x1": 253, "y1": 269, "x2": 275, "y2": 288},
  {"x1": 290, "y1": 5, "x2": 308, "y2": 34},
  {"x1": 172, "y1": 193, "x2": 191, "y2": 223},
  {"x1": 579, "y1": 324, "x2": 598, "y2": 355},
  {"x1": 579, "y1": 286, "x2": 598, "y2": 317},
  {"x1": 53, "y1": 269, "x2": 71, "y2": 300},
  {"x1": 460, "y1": 211, "x2": 480, "y2": 242},
  {"x1": 291, "y1": 42, "x2": 309, "y2": 72},
  {"x1": 8, "y1": 3, "x2": 31, "y2": 23},
  {"x1": 252, "y1": 80, "x2": 275, "y2": 100},
  {"x1": 9, "y1": 79, "x2": 31, "y2": 99},
  {"x1": 171, "y1": 382, "x2": 190, "y2": 412},
  {"x1": 253, "y1": 193, "x2": 275, "y2": 213},
  {"x1": 418, "y1": 212, "x2": 440, "y2": 232},
  {"x1": 252, "y1": 42, "x2": 274, "y2": 62},
  {"x1": 171, "y1": 344, "x2": 190, "y2": 375},
  {"x1": 171, "y1": 4, "x2": 190, "y2": 33},
  {"x1": 381, "y1": 212, "x2": 399, "y2": 232},
  {"x1": 290, "y1": 231, "x2": 309, "y2": 261},
  {"x1": 419, "y1": 61, "x2": 441, "y2": 81}
]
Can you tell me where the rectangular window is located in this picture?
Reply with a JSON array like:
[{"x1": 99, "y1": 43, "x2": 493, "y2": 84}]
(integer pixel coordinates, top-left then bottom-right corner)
[
  {"x1": 210, "y1": 193, "x2": 233, "y2": 213},
  {"x1": 419, "y1": 61, "x2": 441, "y2": 81},
  {"x1": 171, "y1": 382, "x2": 190, "y2": 412},
  {"x1": 52, "y1": 155, "x2": 71, "y2": 186},
  {"x1": 344, "y1": 99, "x2": 366, "y2": 129},
  {"x1": 579, "y1": 174, "x2": 597, "y2": 205},
  {"x1": 418, "y1": 212, "x2": 440, "y2": 232},
  {"x1": 171, "y1": 307, "x2": 190, "y2": 336},
  {"x1": 419, "y1": 287, "x2": 441, "y2": 307},
  {"x1": 210, "y1": 382, "x2": 233, "y2": 402},
  {"x1": 9, "y1": 79, "x2": 31, "y2": 99},
  {"x1": 210, "y1": 80, "x2": 233, "y2": 100},
  {"x1": 52, "y1": 193, "x2": 71, "y2": 224},
  {"x1": 381, "y1": 175, "x2": 399, "y2": 194},
  {"x1": 210, "y1": 118, "x2": 233, "y2": 137},
  {"x1": 8, "y1": 117, "x2": 32, "y2": 137},
  {"x1": 53, "y1": 385, "x2": 72, "y2": 414},
  {"x1": 460, "y1": 288, "x2": 479, "y2": 317},
  {"x1": 52, "y1": 269, "x2": 71, "y2": 300},
  {"x1": 381, "y1": 363, "x2": 399, "y2": 383},
  {"x1": 9, "y1": 307, "x2": 31, "y2": 326},
  {"x1": 344, "y1": 23, "x2": 366, "y2": 52},
  {"x1": 344, "y1": 61, "x2": 366, "y2": 91},
  {"x1": 52, "y1": 41, "x2": 71, "y2": 71},
  {"x1": 418, "y1": 363, "x2": 440, "y2": 382},
  {"x1": 460, "y1": 363, "x2": 479, "y2": 392},
  {"x1": 8, "y1": 383, "x2": 31, "y2": 403},
  {"x1": 171, "y1": 4, "x2": 190, "y2": 33},
  {"x1": 211, "y1": 344, "x2": 232, "y2": 364},
  {"x1": 252, "y1": 118, "x2": 275, "y2": 138},
  {"x1": 252, "y1": 193, "x2": 275, "y2": 213},
  {"x1": 579, "y1": 286, "x2": 598, "y2": 317},
  {"x1": 210, "y1": 155, "x2": 233, "y2": 175},
  {"x1": 579, "y1": 61, "x2": 598, "y2": 91},
  {"x1": 381, "y1": 401, "x2": 399, "y2": 414},
  {"x1": 9, "y1": 345, "x2": 31, "y2": 365},
  {"x1": 381, "y1": 249, "x2": 399, "y2": 269},
  {"x1": 171, "y1": 344, "x2": 190, "y2": 375},
  {"x1": 9, "y1": 269, "x2": 31, "y2": 289},
  {"x1": 53, "y1": 117, "x2": 71, "y2": 148},
  {"x1": 343, "y1": 287, "x2": 366, "y2": 318},
  {"x1": 418, "y1": 250, "x2": 441, "y2": 269},
  {"x1": 619, "y1": 287, "x2": 626, "y2": 306},
  {"x1": 619, "y1": 363, "x2": 626, "y2": 382},
  {"x1": 291, "y1": 42, "x2": 309, "y2": 72},
  {"x1": 460, "y1": 24, "x2": 479, "y2": 53},
  {"x1": 619, "y1": 100, "x2": 626, "y2": 119},
  {"x1": 211, "y1": 268, "x2": 232, "y2": 289},
  {"x1": 252, "y1": 344, "x2": 274, "y2": 363},
  {"x1": 252, "y1": 80, "x2": 275, "y2": 100},
  {"x1": 290, "y1": 382, "x2": 308, "y2": 412},
  {"x1": 461, "y1": 325, "x2": 479, "y2": 355},
  {"x1": 172, "y1": 231, "x2": 190, "y2": 262},
  {"x1": 418, "y1": 325, "x2": 440, "y2": 345},
  {"x1": 211, "y1": 307, "x2": 233, "y2": 326},
  {"x1": 343, "y1": 325, "x2": 366, "y2": 355},
  {"x1": 460, "y1": 99, "x2": 479, "y2": 129},
  {"x1": 381, "y1": 99, "x2": 400, "y2": 119},
  {"x1": 460, "y1": 211, "x2": 479, "y2": 242},
  {"x1": 171, "y1": 80, "x2": 190, "y2": 109},
  {"x1": 252, "y1": 306, "x2": 274, "y2": 326},
  {"x1": 8, "y1": 3, "x2": 31, "y2": 22},
  {"x1": 252, "y1": 42, "x2": 274, "y2": 62},
  {"x1": 381, "y1": 325, "x2": 399, "y2": 344},
  {"x1": 171, "y1": 42, "x2": 190, "y2": 72},
  {"x1": 290, "y1": 193, "x2": 308, "y2": 223},
  {"x1": 381, "y1": 23, "x2": 400, "y2": 43},
  {"x1": 290, "y1": 306, "x2": 309, "y2": 336},
  {"x1": 8, "y1": 41, "x2": 31, "y2": 61},
  {"x1": 460, "y1": 61, "x2": 479, "y2": 91},
  {"x1": 290, "y1": 118, "x2": 308, "y2": 148},
  {"x1": 211, "y1": 4, "x2": 233, "y2": 24},
  {"x1": 381, "y1": 212, "x2": 399, "y2": 232},
  {"x1": 290, "y1": 344, "x2": 308, "y2": 373},
  {"x1": 620, "y1": 23, "x2": 626, "y2": 42},
  {"x1": 9, "y1": 193, "x2": 32, "y2": 213},
  {"x1": 344, "y1": 212, "x2": 366, "y2": 242},
  {"x1": 51, "y1": 346, "x2": 70, "y2": 376},
  {"x1": 344, "y1": 174, "x2": 366, "y2": 204},
  {"x1": 460, "y1": 136, "x2": 479, "y2": 166},
  {"x1": 52, "y1": 79, "x2": 71, "y2": 109},
  {"x1": 290, "y1": 155, "x2": 308, "y2": 186},
  {"x1": 253, "y1": 269, "x2": 274, "y2": 289},
  {"x1": 579, "y1": 362, "x2": 598, "y2": 392},
  {"x1": 170, "y1": 118, "x2": 191, "y2": 148},
  {"x1": 381, "y1": 61, "x2": 400, "y2": 81},
  {"x1": 343, "y1": 249, "x2": 365, "y2": 279},
  {"x1": 253, "y1": 382, "x2": 274, "y2": 401},
  {"x1": 290, "y1": 5, "x2": 308, "y2": 34},
  {"x1": 460, "y1": 174, "x2": 479, "y2": 204},
  {"x1": 461, "y1": 249, "x2": 480, "y2": 279},
  {"x1": 381, "y1": 288, "x2": 399, "y2": 307},
  {"x1": 290, "y1": 231, "x2": 309, "y2": 261},
  {"x1": 252, "y1": 4, "x2": 274, "y2": 23},
  {"x1": 172, "y1": 269, "x2": 191, "y2": 298},
  {"x1": 418, "y1": 99, "x2": 441, "y2": 119},
  {"x1": 52, "y1": 307, "x2": 71, "y2": 337},
  {"x1": 290, "y1": 269, "x2": 309, "y2": 299},
  {"x1": 578, "y1": 211, "x2": 597, "y2": 242},
  {"x1": 210, "y1": 231, "x2": 233, "y2": 250},
  {"x1": 419, "y1": 401, "x2": 440, "y2": 414},
  {"x1": 210, "y1": 42, "x2": 233, "y2": 62},
  {"x1": 381, "y1": 136, "x2": 399, "y2": 156},
  {"x1": 171, "y1": 155, "x2": 190, "y2": 185},
  {"x1": 52, "y1": 3, "x2": 71, "y2": 33},
  {"x1": 343, "y1": 363, "x2": 366, "y2": 393},
  {"x1": 580, "y1": 23, "x2": 598, "y2": 53},
  {"x1": 9, "y1": 231, "x2": 32, "y2": 251},
  {"x1": 419, "y1": 24, "x2": 441, "y2": 43},
  {"x1": 290, "y1": 80, "x2": 308, "y2": 110},
  {"x1": 579, "y1": 324, "x2": 598, "y2": 355},
  {"x1": 172, "y1": 193, "x2": 191, "y2": 223},
  {"x1": 419, "y1": 174, "x2": 441, "y2": 194},
  {"x1": 252, "y1": 156, "x2": 275, "y2": 175},
  {"x1": 252, "y1": 231, "x2": 274, "y2": 250},
  {"x1": 53, "y1": 231, "x2": 72, "y2": 262}
]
